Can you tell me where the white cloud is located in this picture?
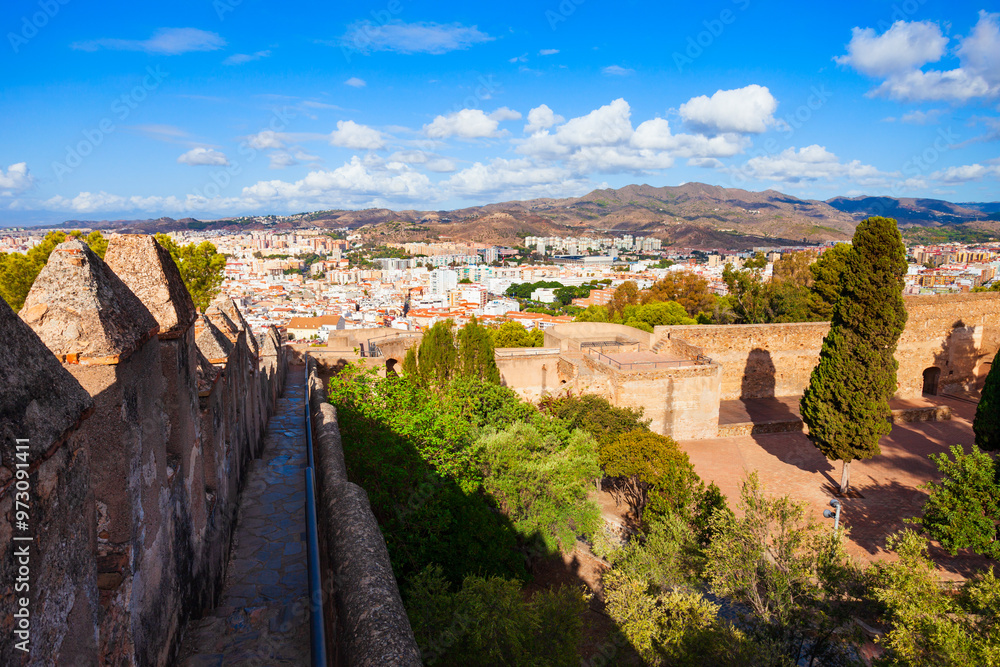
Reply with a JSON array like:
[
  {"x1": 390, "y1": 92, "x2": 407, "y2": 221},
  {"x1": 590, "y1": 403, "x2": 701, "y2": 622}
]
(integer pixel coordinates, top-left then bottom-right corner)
[
  {"x1": 344, "y1": 77, "x2": 367, "y2": 88},
  {"x1": 736, "y1": 145, "x2": 891, "y2": 186},
  {"x1": 557, "y1": 99, "x2": 633, "y2": 147},
  {"x1": 957, "y1": 11, "x2": 1000, "y2": 88},
  {"x1": 268, "y1": 152, "x2": 299, "y2": 169},
  {"x1": 931, "y1": 163, "x2": 1000, "y2": 183},
  {"x1": 242, "y1": 157, "x2": 433, "y2": 204},
  {"x1": 899, "y1": 109, "x2": 947, "y2": 124},
  {"x1": 340, "y1": 21, "x2": 492, "y2": 55},
  {"x1": 834, "y1": 21, "x2": 946, "y2": 76},
  {"x1": 247, "y1": 130, "x2": 288, "y2": 150},
  {"x1": 389, "y1": 151, "x2": 457, "y2": 172},
  {"x1": 517, "y1": 99, "x2": 751, "y2": 174},
  {"x1": 444, "y1": 158, "x2": 588, "y2": 199},
  {"x1": 330, "y1": 120, "x2": 387, "y2": 150},
  {"x1": 539, "y1": 49, "x2": 559, "y2": 56},
  {"x1": 490, "y1": 107, "x2": 522, "y2": 122},
  {"x1": 72, "y1": 28, "x2": 225, "y2": 55},
  {"x1": 177, "y1": 147, "x2": 229, "y2": 166},
  {"x1": 602, "y1": 65, "x2": 634, "y2": 76},
  {"x1": 631, "y1": 118, "x2": 748, "y2": 157},
  {"x1": 223, "y1": 50, "x2": 271, "y2": 65},
  {"x1": 524, "y1": 104, "x2": 565, "y2": 134},
  {"x1": 0, "y1": 163, "x2": 34, "y2": 195},
  {"x1": 871, "y1": 68, "x2": 994, "y2": 102},
  {"x1": 679, "y1": 85, "x2": 778, "y2": 134},
  {"x1": 836, "y1": 13, "x2": 1000, "y2": 102},
  {"x1": 424, "y1": 109, "x2": 501, "y2": 139}
]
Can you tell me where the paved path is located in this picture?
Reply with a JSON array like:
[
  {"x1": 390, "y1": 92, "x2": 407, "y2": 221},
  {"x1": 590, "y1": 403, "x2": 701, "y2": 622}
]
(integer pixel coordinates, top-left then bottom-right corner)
[{"x1": 175, "y1": 366, "x2": 310, "y2": 666}]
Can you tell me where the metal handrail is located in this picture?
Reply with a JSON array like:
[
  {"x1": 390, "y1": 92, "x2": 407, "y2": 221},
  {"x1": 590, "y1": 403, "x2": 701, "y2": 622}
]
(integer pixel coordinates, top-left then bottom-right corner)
[
  {"x1": 493, "y1": 347, "x2": 560, "y2": 357},
  {"x1": 303, "y1": 361, "x2": 328, "y2": 666}
]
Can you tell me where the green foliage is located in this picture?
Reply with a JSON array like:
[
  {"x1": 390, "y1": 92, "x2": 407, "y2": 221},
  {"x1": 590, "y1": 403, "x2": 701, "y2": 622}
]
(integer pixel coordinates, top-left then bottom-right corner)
[
  {"x1": 505, "y1": 280, "x2": 563, "y2": 299},
  {"x1": 599, "y1": 430, "x2": 700, "y2": 525},
  {"x1": 800, "y1": 217, "x2": 908, "y2": 479},
  {"x1": 488, "y1": 321, "x2": 544, "y2": 348},
  {"x1": 808, "y1": 243, "x2": 852, "y2": 320},
  {"x1": 722, "y1": 254, "x2": 769, "y2": 324},
  {"x1": 0, "y1": 230, "x2": 107, "y2": 310},
  {"x1": 620, "y1": 300, "x2": 697, "y2": 330},
  {"x1": 413, "y1": 320, "x2": 459, "y2": 390},
  {"x1": 868, "y1": 530, "x2": 1000, "y2": 666},
  {"x1": 412, "y1": 318, "x2": 501, "y2": 389},
  {"x1": 604, "y1": 575, "x2": 787, "y2": 667},
  {"x1": 457, "y1": 316, "x2": 500, "y2": 384},
  {"x1": 919, "y1": 444, "x2": 1000, "y2": 559},
  {"x1": 975, "y1": 352, "x2": 1000, "y2": 451},
  {"x1": 154, "y1": 234, "x2": 226, "y2": 311},
  {"x1": 704, "y1": 473, "x2": 862, "y2": 666},
  {"x1": 406, "y1": 565, "x2": 588, "y2": 666},
  {"x1": 542, "y1": 393, "x2": 648, "y2": 446},
  {"x1": 327, "y1": 365, "x2": 524, "y2": 586},
  {"x1": 478, "y1": 423, "x2": 601, "y2": 552}
]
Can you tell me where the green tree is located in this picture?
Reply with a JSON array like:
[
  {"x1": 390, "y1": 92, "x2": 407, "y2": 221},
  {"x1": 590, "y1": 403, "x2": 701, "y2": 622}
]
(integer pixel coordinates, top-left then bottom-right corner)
[
  {"x1": 704, "y1": 473, "x2": 862, "y2": 666},
  {"x1": 457, "y1": 316, "x2": 500, "y2": 384},
  {"x1": 412, "y1": 320, "x2": 459, "y2": 390},
  {"x1": 488, "y1": 321, "x2": 544, "y2": 348},
  {"x1": 800, "y1": 217, "x2": 908, "y2": 493},
  {"x1": 621, "y1": 301, "x2": 697, "y2": 330},
  {"x1": 868, "y1": 530, "x2": 1000, "y2": 666},
  {"x1": 542, "y1": 394, "x2": 648, "y2": 446},
  {"x1": 975, "y1": 352, "x2": 1000, "y2": 451},
  {"x1": 599, "y1": 430, "x2": 700, "y2": 525},
  {"x1": 154, "y1": 234, "x2": 226, "y2": 311},
  {"x1": 406, "y1": 565, "x2": 588, "y2": 666},
  {"x1": 722, "y1": 254, "x2": 768, "y2": 324},
  {"x1": 808, "y1": 243, "x2": 852, "y2": 320},
  {"x1": 918, "y1": 444, "x2": 1000, "y2": 560}
]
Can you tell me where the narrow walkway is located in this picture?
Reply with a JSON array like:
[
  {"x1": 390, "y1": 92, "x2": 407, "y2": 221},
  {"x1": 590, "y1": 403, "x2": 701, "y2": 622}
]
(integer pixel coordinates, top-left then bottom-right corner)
[{"x1": 176, "y1": 366, "x2": 310, "y2": 666}]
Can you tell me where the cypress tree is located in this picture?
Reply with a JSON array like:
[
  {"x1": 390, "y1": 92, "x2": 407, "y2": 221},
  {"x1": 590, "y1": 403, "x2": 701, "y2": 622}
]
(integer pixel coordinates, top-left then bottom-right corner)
[
  {"x1": 415, "y1": 320, "x2": 457, "y2": 390},
  {"x1": 800, "y1": 216, "x2": 908, "y2": 493},
  {"x1": 974, "y1": 352, "x2": 1000, "y2": 451},
  {"x1": 458, "y1": 315, "x2": 501, "y2": 384}
]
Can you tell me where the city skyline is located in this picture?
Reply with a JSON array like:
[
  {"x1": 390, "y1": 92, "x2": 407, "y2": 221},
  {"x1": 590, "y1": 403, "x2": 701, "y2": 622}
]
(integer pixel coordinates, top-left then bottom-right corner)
[{"x1": 1, "y1": 0, "x2": 998, "y2": 225}]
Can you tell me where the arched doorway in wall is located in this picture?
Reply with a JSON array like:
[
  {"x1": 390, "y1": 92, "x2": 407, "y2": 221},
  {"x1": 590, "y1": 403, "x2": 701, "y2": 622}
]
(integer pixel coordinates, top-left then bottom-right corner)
[
  {"x1": 922, "y1": 367, "x2": 942, "y2": 395},
  {"x1": 386, "y1": 358, "x2": 399, "y2": 376}
]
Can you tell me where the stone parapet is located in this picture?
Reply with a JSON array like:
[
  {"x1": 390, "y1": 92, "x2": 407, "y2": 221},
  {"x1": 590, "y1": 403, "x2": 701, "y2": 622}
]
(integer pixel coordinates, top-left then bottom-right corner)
[{"x1": 306, "y1": 357, "x2": 421, "y2": 666}]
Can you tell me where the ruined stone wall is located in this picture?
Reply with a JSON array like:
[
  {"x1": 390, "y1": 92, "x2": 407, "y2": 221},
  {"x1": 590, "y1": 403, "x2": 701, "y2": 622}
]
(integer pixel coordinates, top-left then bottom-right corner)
[
  {"x1": 655, "y1": 292, "x2": 1000, "y2": 401},
  {"x1": 4, "y1": 236, "x2": 287, "y2": 666},
  {"x1": 495, "y1": 349, "x2": 564, "y2": 401},
  {"x1": 655, "y1": 322, "x2": 830, "y2": 401}
]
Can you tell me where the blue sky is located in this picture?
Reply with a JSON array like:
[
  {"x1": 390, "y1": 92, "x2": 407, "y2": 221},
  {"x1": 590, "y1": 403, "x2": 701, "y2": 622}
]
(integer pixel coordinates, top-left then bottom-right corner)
[{"x1": 1, "y1": 0, "x2": 998, "y2": 224}]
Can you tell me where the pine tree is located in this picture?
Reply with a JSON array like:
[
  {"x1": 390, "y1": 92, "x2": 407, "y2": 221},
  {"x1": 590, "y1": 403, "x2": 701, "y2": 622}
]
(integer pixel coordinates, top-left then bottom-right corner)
[
  {"x1": 974, "y1": 352, "x2": 1000, "y2": 451},
  {"x1": 800, "y1": 217, "x2": 908, "y2": 493},
  {"x1": 457, "y1": 315, "x2": 501, "y2": 384}
]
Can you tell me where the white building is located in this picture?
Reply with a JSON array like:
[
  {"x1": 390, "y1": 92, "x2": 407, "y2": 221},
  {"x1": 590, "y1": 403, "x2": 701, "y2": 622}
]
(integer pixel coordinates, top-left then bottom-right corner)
[{"x1": 429, "y1": 269, "x2": 459, "y2": 295}]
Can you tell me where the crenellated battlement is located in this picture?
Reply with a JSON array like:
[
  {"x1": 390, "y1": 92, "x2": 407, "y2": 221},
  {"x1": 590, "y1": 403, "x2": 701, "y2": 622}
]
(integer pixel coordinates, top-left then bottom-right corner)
[{"x1": 1, "y1": 234, "x2": 287, "y2": 667}]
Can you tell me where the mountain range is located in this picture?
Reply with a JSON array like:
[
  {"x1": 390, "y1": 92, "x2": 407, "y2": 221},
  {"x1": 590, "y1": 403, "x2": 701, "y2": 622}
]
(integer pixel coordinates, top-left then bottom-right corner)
[{"x1": 50, "y1": 183, "x2": 1000, "y2": 250}]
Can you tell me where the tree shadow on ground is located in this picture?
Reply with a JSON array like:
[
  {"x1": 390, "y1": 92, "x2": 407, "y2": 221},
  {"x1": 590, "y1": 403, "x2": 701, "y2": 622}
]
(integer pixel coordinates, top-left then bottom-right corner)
[
  {"x1": 839, "y1": 476, "x2": 994, "y2": 578},
  {"x1": 323, "y1": 364, "x2": 644, "y2": 666}
]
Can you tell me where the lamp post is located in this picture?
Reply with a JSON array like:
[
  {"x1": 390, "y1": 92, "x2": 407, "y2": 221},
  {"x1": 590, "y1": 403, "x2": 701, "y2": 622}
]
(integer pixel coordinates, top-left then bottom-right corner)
[{"x1": 823, "y1": 498, "x2": 842, "y2": 532}]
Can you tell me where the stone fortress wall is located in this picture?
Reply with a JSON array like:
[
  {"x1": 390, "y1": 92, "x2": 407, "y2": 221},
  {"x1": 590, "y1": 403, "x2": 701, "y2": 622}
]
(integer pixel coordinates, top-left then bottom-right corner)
[
  {"x1": 1, "y1": 235, "x2": 287, "y2": 667},
  {"x1": 654, "y1": 292, "x2": 1000, "y2": 404}
]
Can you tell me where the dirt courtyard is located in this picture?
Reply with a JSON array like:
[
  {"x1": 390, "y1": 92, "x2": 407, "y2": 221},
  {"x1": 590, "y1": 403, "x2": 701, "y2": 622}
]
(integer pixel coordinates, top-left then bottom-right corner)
[{"x1": 678, "y1": 395, "x2": 991, "y2": 581}]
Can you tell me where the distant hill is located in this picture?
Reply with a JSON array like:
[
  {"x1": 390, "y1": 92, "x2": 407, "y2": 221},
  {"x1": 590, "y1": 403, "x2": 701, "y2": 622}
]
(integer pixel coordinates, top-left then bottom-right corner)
[{"x1": 45, "y1": 183, "x2": 1000, "y2": 250}]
